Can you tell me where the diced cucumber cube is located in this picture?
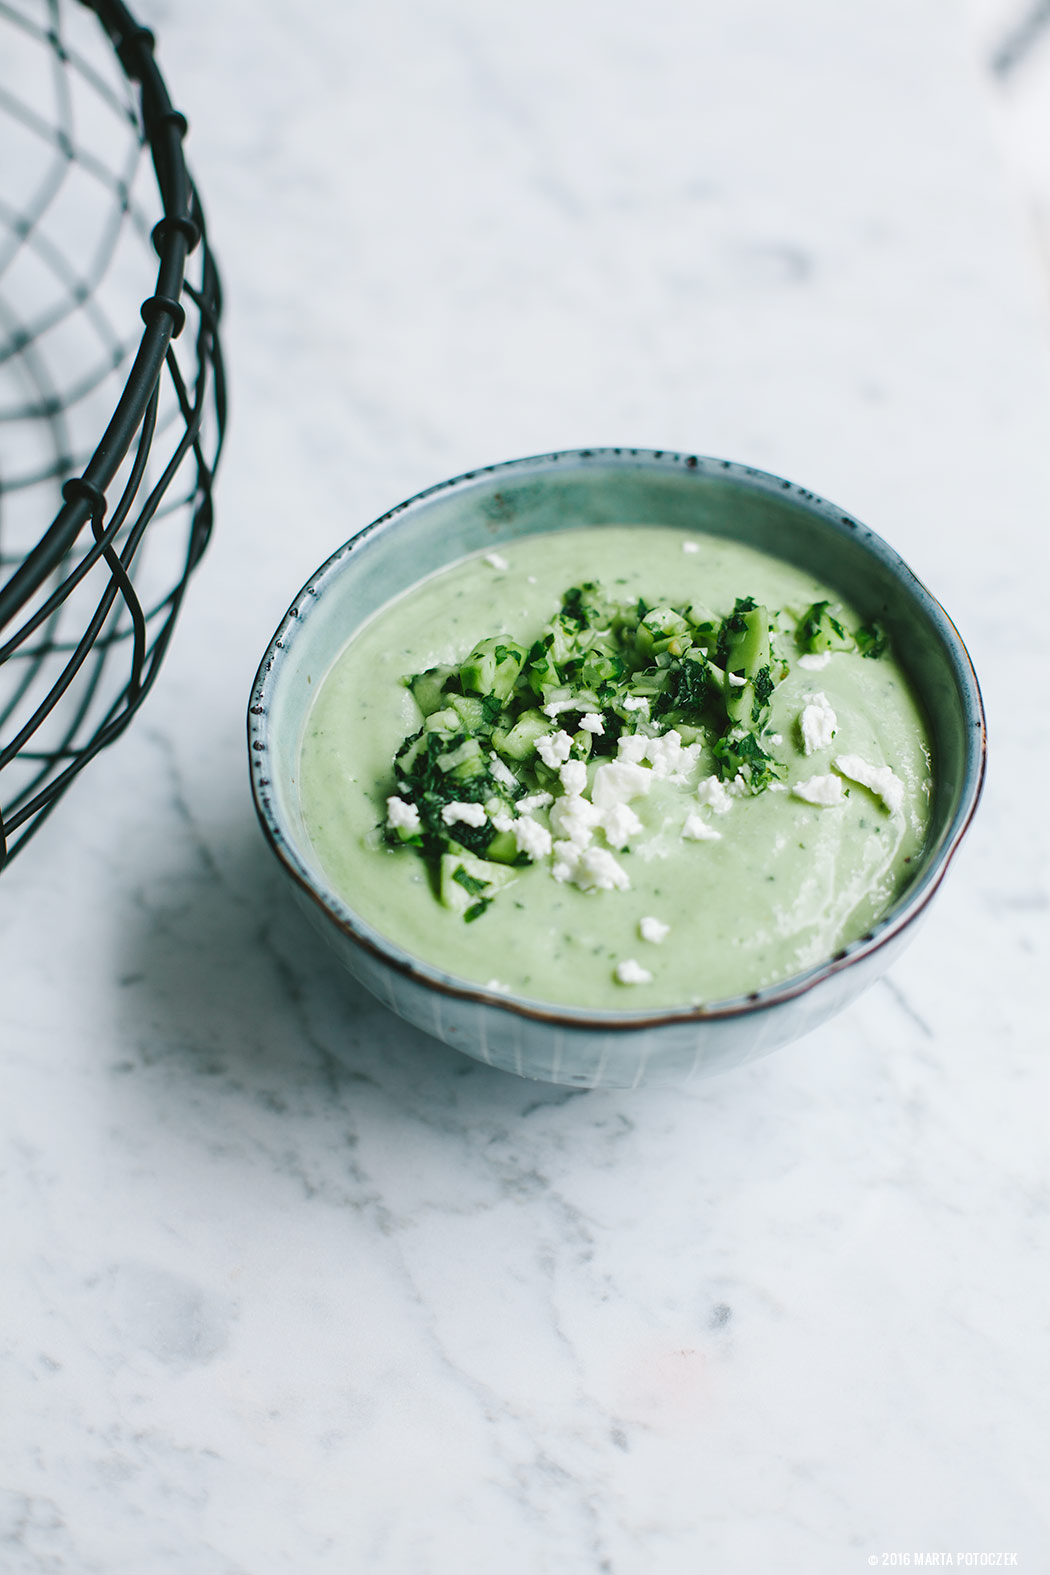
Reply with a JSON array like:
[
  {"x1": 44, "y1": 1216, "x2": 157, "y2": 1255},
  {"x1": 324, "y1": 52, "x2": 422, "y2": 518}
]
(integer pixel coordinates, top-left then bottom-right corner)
[
  {"x1": 796, "y1": 601, "x2": 855, "y2": 654},
  {"x1": 460, "y1": 637, "x2": 527, "y2": 700},
  {"x1": 408, "y1": 665, "x2": 454, "y2": 716},
  {"x1": 484, "y1": 830, "x2": 519, "y2": 865},
  {"x1": 636, "y1": 606, "x2": 693, "y2": 659},
  {"x1": 424, "y1": 707, "x2": 461, "y2": 734},
  {"x1": 447, "y1": 693, "x2": 489, "y2": 732},
  {"x1": 715, "y1": 604, "x2": 774, "y2": 729},
  {"x1": 492, "y1": 708, "x2": 550, "y2": 761},
  {"x1": 439, "y1": 849, "x2": 518, "y2": 914},
  {"x1": 436, "y1": 737, "x2": 487, "y2": 780}
]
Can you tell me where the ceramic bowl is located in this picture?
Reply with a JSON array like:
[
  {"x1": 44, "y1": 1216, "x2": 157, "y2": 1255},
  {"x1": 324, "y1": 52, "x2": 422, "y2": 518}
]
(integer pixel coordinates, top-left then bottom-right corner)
[{"x1": 248, "y1": 448, "x2": 985, "y2": 1088}]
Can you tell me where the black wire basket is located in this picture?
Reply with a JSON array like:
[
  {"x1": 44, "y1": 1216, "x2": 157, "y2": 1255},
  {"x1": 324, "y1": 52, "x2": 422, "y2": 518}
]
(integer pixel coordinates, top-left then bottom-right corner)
[{"x1": 0, "y1": 0, "x2": 225, "y2": 871}]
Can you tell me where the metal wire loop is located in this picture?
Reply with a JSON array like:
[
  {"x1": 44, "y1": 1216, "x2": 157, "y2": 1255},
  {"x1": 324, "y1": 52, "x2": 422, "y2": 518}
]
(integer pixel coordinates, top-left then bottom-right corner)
[{"x1": 0, "y1": 0, "x2": 226, "y2": 871}]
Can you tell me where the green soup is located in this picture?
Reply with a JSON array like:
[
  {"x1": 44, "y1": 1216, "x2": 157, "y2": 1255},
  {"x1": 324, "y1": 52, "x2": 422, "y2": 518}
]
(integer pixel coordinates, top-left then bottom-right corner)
[{"x1": 299, "y1": 527, "x2": 932, "y2": 1009}]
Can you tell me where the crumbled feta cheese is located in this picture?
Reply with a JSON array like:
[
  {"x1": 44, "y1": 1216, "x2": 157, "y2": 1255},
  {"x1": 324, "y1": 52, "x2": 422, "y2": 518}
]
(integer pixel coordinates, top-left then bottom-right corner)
[
  {"x1": 559, "y1": 758, "x2": 588, "y2": 796},
  {"x1": 682, "y1": 812, "x2": 722, "y2": 841},
  {"x1": 489, "y1": 755, "x2": 517, "y2": 788},
  {"x1": 579, "y1": 712, "x2": 605, "y2": 735},
  {"x1": 574, "y1": 846, "x2": 630, "y2": 892},
  {"x1": 644, "y1": 729, "x2": 701, "y2": 781},
  {"x1": 799, "y1": 692, "x2": 837, "y2": 755},
  {"x1": 441, "y1": 800, "x2": 487, "y2": 827},
  {"x1": 551, "y1": 839, "x2": 629, "y2": 892},
  {"x1": 727, "y1": 672, "x2": 746, "y2": 688},
  {"x1": 551, "y1": 841, "x2": 581, "y2": 883},
  {"x1": 601, "y1": 801, "x2": 643, "y2": 849},
  {"x1": 792, "y1": 774, "x2": 845, "y2": 807},
  {"x1": 489, "y1": 810, "x2": 514, "y2": 833},
  {"x1": 621, "y1": 695, "x2": 650, "y2": 715},
  {"x1": 695, "y1": 775, "x2": 733, "y2": 815},
  {"x1": 513, "y1": 815, "x2": 553, "y2": 860},
  {"x1": 768, "y1": 733, "x2": 783, "y2": 746},
  {"x1": 543, "y1": 697, "x2": 578, "y2": 718},
  {"x1": 834, "y1": 754, "x2": 904, "y2": 814},
  {"x1": 639, "y1": 915, "x2": 670, "y2": 944},
  {"x1": 535, "y1": 730, "x2": 573, "y2": 768},
  {"x1": 591, "y1": 759, "x2": 653, "y2": 807},
  {"x1": 681, "y1": 540, "x2": 700, "y2": 554},
  {"x1": 797, "y1": 651, "x2": 831, "y2": 671},
  {"x1": 484, "y1": 552, "x2": 509, "y2": 571},
  {"x1": 549, "y1": 794, "x2": 601, "y2": 847},
  {"x1": 643, "y1": 732, "x2": 679, "y2": 777},
  {"x1": 617, "y1": 733, "x2": 649, "y2": 764},
  {"x1": 517, "y1": 791, "x2": 553, "y2": 814},
  {"x1": 616, "y1": 958, "x2": 652, "y2": 985},
  {"x1": 386, "y1": 796, "x2": 421, "y2": 832}
]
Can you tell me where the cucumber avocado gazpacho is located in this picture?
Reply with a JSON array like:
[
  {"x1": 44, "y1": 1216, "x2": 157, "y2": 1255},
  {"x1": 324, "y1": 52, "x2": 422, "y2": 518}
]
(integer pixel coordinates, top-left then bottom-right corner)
[{"x1": 299, "y1": 527, "x2": 932, "y2": 1009}]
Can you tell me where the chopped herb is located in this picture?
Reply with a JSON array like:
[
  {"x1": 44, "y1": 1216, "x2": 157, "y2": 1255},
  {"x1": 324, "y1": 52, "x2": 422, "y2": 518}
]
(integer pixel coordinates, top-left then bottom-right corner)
[
  {"x1": 712, "y1": 729, "x2": 781, "y2": 793},
  {"x1": 452, "y1": 866, "x2": 487, "y2": 896},
  {"x1": 653, "y1": 653, "x2": 711, "y2": 721},
  {"x1": 752, "y1": 664, "x2": 774, "y2": 723}
]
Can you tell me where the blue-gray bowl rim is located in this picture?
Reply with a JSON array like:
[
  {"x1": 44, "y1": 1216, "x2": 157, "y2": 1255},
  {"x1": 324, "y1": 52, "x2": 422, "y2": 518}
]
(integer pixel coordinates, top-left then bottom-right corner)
[{"x1": 248, "y1": 446, "x2": 987, "y2": 1032}]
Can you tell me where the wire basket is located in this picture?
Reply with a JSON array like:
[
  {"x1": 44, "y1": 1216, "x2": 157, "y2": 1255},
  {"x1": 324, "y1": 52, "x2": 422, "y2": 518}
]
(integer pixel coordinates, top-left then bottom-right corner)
[{"x1": 0, "y1": 0, "x2": 225, "y2": 871}]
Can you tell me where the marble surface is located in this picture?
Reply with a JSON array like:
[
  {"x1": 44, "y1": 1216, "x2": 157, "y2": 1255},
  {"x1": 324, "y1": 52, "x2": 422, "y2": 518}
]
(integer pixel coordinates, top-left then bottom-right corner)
[
  {"x1": 972, "y1": 0, "x2": 1050, "y2": 286},
  {"x1": 3, "y1": 1, "x2": 1050, "y2": 1570}
]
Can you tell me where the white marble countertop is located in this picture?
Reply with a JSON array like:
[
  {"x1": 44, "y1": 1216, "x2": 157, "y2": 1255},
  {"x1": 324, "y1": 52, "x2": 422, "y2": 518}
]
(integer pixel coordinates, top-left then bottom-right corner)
[{"x1": 3, "y1": 1, "x2": 1050, "y2": 1570}]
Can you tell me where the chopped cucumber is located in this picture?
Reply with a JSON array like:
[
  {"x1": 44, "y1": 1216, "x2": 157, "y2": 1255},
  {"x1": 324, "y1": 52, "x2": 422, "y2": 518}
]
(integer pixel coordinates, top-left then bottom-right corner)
[
  {"x1": 440, "y1": 849, "x2": 517, "y2": 915},
  {"x1": 408, "y1": 665, "x2": 454, "y2": 716},
  {"x1": 856, "y1": 620, "x2": 888, "y2": 659},
  {"x1": 636, "y1": 606, "x2": 693, "y2": 660},
  {"x1": 796, "y1": 600, "x2": 855, "y2": 654},
  {"x1": 492, "y1": 708, "x2": 550, "y2": 761},
  {"x1": 447, "y1": 693, "x2": 491, "y2": 732},
  {"x1": 721, "y1": 604, "x2": 773, "y2": 730},
  {"x1": 436, "y1": 736, "x2": 487, "y2": 781},
  {"x1": 423, "y1": 706, "x2": 461, "y2": 734},
  {"x1": 582, "y1": 645, "x2": 623, "y2": 689},
  {"x1": 484, "y1": 829, "x2": 520, "y2": 865},
  {"x1": 460, "y1": 636, "x2": 527, "y2": 700}
]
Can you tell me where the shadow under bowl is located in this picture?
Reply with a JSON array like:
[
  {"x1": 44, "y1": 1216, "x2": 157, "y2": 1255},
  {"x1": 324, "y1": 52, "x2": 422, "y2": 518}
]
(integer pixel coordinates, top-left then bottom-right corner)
[{"x1": 248, "y1": 448, "x2": 985, "y2": 1089}]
